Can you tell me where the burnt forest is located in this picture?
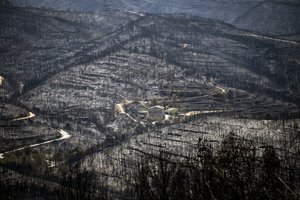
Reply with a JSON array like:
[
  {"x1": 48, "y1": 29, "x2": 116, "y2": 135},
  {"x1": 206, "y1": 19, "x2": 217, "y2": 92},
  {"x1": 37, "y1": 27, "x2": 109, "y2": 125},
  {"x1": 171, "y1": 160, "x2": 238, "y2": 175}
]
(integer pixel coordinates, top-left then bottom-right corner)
[{"x1": 0, "y1": 0, "x2": 300, "y2": 199}]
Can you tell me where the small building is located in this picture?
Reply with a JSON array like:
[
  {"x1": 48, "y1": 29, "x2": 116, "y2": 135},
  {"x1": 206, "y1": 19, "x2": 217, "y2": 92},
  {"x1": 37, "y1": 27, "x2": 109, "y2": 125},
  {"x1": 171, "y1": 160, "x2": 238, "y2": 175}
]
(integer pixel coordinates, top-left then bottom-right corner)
[
  {"x1": 148, "y1": 106, "x2": 165, "y2": 121},
  {"x1": 165, "y1": 107, "x2": 179, "y2": 115},
  {"x1": 126, "y1": 102, "x2": 148, "y2": 118}
]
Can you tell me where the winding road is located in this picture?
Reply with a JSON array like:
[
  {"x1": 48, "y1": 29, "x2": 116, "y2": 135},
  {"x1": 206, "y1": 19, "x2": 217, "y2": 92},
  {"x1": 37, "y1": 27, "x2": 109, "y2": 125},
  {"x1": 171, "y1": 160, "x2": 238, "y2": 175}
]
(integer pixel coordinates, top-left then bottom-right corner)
[
  {"x1": 12, "y1": 112, "x2": 36, "y2": 121},
  {"x1": 208, "y1": 82, "x2": 226, "y2": 94},
  {"x1": 115, "y1": 102, "x2": 146, "y2": 126},
  {"x1": 0, "y1": 129, "x2": 71, "y2": 159},
  {"x1": 183, "y1": 110, "x2": 224, "y2": 117},
  {"x1": 128, "y1": 11, "x2": 145, "y2": 17},
  {"x1": 214, "y1": 85, "x2": 226, "y2": 94},
  {"x1": 0, "y1": 75, "x2": 4, "y2": 86},
  {"x1": 240, "y1": 33, "x2": 299, "y2": 46},
  {"x1": 0, "y1": 111, "x2": 71, "y2": 159},
  {"x1": 115, "y1": 102, "x2": 137, "y2": 122}
]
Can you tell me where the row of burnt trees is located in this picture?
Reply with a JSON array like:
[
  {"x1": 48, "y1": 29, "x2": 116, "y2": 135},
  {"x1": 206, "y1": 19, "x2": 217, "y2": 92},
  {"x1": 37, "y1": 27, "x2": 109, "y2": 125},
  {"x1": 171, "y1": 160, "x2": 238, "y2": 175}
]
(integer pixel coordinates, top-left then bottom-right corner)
[
  {"x1": 1, "y1": 131, "x2": 299, "y2": 199},
  {"x1": 0, "y1": 161, "x2": 108, "y2": 200},
  {"x1": 134, "y1": 131, "x2": 300, "y2": 200}
]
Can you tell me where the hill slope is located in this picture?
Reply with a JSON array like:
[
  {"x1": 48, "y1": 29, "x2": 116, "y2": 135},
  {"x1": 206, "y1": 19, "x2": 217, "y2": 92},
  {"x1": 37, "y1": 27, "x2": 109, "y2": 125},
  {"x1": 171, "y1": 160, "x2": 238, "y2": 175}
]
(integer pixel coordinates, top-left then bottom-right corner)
[{"x1": 9, "y1": 0, "x2": 300, "y2": 35}]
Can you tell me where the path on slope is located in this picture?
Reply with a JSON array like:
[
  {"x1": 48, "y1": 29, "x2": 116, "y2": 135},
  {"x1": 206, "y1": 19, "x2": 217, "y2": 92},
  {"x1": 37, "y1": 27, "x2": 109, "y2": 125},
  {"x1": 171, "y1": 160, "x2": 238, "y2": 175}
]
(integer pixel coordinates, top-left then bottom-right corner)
[
  {"x1": 12, "y1": 112, "x2": 36, "y2": 121},
  {"x1": 0, "y1": 129, "x2": 71, "y2": 159},
  {"x1": 0, "y1": 75, "x2": 4, "y2": 86},
  {"x1": 115, "y1": 101, "x2": 146, "y2": 126},
  {"x1": 115, "y1": 101, "x2": 138, "y2": 122},
  {"x1": 208, "y1": 82, "x2": 226, "y2": 94},
  {"x1": 0, "y1": 111, "x2": 72, "y2": 159},
  {"x1": 239, "y1": 32, "x2": 299, "y2": 45},
  {"x1": 184, "y1": 110, "x2": 224, "y2": 117}
]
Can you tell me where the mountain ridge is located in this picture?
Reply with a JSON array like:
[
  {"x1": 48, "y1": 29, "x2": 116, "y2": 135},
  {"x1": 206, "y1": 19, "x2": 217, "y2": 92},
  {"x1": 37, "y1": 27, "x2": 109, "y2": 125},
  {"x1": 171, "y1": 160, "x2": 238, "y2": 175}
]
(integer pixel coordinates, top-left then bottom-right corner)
[{"x1": 9, "y1": 0, "x2": 300, "y2": 35}]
